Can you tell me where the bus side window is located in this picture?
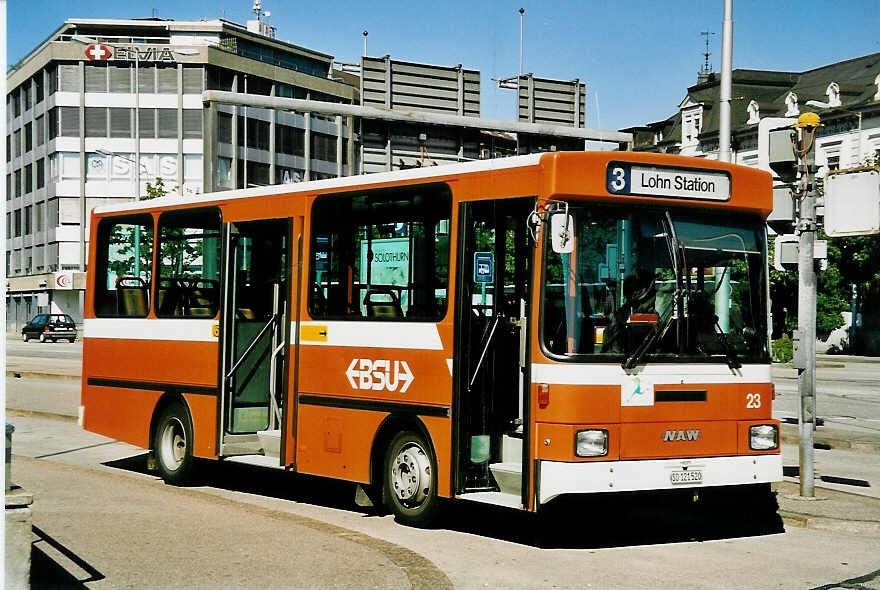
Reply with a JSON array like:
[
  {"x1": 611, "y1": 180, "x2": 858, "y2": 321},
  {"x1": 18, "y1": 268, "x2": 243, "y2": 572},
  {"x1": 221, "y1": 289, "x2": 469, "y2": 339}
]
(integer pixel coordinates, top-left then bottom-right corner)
[
  {"x1": 94, "y1": 215, "x2": 154, "y2": 318},
  {"x1": 156, "y1": 208, "x2": 221, "y2": 318},
  {"x1": 308, "y1": 185, "x2": 451, "y2": 322}
]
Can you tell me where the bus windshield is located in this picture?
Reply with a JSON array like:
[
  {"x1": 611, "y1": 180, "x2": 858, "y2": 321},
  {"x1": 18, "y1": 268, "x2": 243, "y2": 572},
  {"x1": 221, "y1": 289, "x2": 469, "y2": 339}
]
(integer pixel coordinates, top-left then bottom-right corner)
[{"x1": 542, "y1": 204, "x2": 768, "y2": 363}]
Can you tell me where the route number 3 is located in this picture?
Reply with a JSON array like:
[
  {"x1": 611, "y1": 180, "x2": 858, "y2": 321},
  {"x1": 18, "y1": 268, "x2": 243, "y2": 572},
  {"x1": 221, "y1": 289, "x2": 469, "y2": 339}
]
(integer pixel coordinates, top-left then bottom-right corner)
[
  {"x1": 610, "y1": 167, "x2": 626, "y2": 191},
  {"x1": 746, "y1": 392, "x2": 761, "y2": 408}
]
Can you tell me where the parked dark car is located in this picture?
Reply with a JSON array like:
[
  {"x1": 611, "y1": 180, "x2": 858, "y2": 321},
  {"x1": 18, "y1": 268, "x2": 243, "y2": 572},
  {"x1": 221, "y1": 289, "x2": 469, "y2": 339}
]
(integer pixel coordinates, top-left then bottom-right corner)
[{"x1": 21, "y1": 314, "x2": 77, "y2": 343}]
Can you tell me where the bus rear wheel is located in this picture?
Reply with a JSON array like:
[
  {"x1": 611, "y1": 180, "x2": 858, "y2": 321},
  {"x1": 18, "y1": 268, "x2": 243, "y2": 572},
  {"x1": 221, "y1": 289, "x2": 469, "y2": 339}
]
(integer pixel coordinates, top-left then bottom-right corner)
[
  {"x1": 383, "y1": 430, "x2": 439, "y2": 527},
  {"x1": 154, "y1": 402, "x2": 195, "y2": 486}
]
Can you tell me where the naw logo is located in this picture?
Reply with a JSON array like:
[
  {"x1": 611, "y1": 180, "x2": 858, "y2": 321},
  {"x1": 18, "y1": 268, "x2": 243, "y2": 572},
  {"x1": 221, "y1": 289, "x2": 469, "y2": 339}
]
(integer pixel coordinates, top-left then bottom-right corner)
[
  {"x1": 662, "y1": 429, "x2": 701, "y2": 442},
  {"x1": 346, "y1": 358, "x2": 413, "y2": 393}
]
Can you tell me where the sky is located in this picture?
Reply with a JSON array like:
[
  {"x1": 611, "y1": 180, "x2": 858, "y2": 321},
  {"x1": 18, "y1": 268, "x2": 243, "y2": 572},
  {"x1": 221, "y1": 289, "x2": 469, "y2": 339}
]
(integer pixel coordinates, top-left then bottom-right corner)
[{"x1": 6, "y1": 0, "x2": 880, "y2": 135}]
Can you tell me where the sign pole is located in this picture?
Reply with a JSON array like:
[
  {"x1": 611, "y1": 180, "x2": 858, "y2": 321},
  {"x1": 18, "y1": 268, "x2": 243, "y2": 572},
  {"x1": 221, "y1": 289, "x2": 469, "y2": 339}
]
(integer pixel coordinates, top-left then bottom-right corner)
[{"x1": 795, "y1": 120, "x2": 818, "y2": 498}]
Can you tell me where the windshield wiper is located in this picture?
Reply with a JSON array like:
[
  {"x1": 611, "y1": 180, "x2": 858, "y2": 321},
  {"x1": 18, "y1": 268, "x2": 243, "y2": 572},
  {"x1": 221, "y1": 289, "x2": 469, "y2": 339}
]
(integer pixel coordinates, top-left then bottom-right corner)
[
  {"x1": 621, "y1": 212, "x2": 684, "y2": 370},
  {"x1": 712, "y1": 319, "x2": 742, "y2": 370},
  {"x1": 622, "y1": 304, "x2": 675, "y2": 370}
]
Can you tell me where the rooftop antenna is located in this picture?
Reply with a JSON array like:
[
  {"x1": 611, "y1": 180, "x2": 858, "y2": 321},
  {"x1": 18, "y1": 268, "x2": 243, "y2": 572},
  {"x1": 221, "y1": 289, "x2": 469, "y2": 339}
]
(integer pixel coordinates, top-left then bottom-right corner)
[
  {"x1": 363, "y1": 30, "x2": 368, "y2": 57},
  {"x1": 700, "y1": 30, "x2": 715, "y2": 76},
  {"x1": 253, "y1": 0, "x2": 263, "y2": 21}
]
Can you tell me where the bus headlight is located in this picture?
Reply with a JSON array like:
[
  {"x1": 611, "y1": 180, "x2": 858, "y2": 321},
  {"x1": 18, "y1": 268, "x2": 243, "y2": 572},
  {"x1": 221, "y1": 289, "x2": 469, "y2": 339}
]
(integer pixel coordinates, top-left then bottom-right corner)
[
  {"x1": 575, "y1": 429, "x2": 608, "y2": 457},
  {"x1": 749, "y1": 424, "x2": 778, "y2": 450}
]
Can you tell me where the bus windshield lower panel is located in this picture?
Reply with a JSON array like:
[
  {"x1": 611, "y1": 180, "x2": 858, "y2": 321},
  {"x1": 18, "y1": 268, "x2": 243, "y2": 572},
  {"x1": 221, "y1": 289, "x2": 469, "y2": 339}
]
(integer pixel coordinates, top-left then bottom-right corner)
[{"x1": 542, "y1": 204, "x2": 769, "y2": 363}]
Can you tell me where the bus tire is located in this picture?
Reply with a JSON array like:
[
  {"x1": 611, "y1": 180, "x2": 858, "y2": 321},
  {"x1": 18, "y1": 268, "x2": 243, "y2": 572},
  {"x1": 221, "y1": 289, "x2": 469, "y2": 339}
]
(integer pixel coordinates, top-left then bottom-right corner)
[
  {"x1": 154, "y1": 402, "x2": 195, "y2": 486},
  {"x1": 383, "y1": 430, "x2": 439, "y2": 527}
]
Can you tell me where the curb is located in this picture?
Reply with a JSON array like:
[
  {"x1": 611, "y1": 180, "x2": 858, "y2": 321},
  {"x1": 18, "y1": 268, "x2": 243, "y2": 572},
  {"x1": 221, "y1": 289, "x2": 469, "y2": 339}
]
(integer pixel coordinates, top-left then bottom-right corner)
[
  {"x1": 7, "y1": 409, "x2": 78, "y2": 422},
  {"x1": 780, "y1": 510, "x2": 880, "y2": 536},
  {"x1": 6, "y1": 370, "x2": 80, "y2": 382},
  {"x1": 780, "y1": 430, "x2": 880, "y2": 454}
]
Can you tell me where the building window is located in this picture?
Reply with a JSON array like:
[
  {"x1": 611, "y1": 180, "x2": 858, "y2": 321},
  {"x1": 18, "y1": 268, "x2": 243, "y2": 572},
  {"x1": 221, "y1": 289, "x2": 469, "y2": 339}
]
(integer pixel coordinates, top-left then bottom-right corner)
[
  {"x1": 278, "y1": 123, "x2": 305, "y2": 157},
  {"x1": 14, "y1": 209, "x2": 22, "y2": 237},
  {"x1": 109, "y1": 65, "x2": 132, "y2": 93},
  {"x1": 35, "y1": 203, "x2": 42, "y2": 233},
  {"x1": 59, "y1": 64, "x2": 82, "y2": 93},
  {"x1": 182, "y1": 66, "x2": 203, "y2": 94},
  {"x1": 217, "y1": 113, "x2": 232, "y2": 143},
  {"x1": 34, "y1": 73, "x2": 44, "y2": 103},
  {"x1": 36, "y1": 159, "x2": 45, "y2": 189},
  {"x1": 182, "y1": 110, "x2": 202, "y2": 139},
  {"x1": 827, "y1": 155, "x2": 840, "y2": 171},
  {"x1": 109, "y1": 108, "x2": 133, "y2": 138},
  {"x1": 206, "y1": 66, "x2": 235, "y2": 92},
  {"x1": 137, "y1": 65, "x2": 155, "y2": 94},
  {"x1": 6, "y1": 174, "x2": 11, "y2": 200},
  {"x1": 311, "y1": 132, "x2": 337, "y2": 163},
  {"x1": 24, "y1": 164, "x2": 33, "y2": 194},
  {"x1": 14, "y1": 129, "x2": 21, "y2": 157},
  {"x1": 24, "y1": 83, "x2": 32, "y2": 111},
  {"x1": 85, "y1": 64, "x2": 108, "y2": 92},
  {"x1": 59, "y1": 106, "x2": 80, "y2": 137},
  {"x1": 24, "y1": 205, "x2": 32, "y2": 235},
  {"x1": 139, "y1": 108, "x2": 156, "y2": 139},
  {"x1": 246, "y1": 118, "x2": 270, "y2": 150},
  {"x1": 156, "y1": 65, "x2": 177, "y2": 94},
  {"x1": 5, "y1": 136, "x2": 9, "y2": 162},
  {"x1": 25, "y1": 122, "x2": 33, "y2": 152},
  {"x1": 157, "y1": 109, "x2": 178, "y2": 139},
  {"x1": 85, "y1": 107, "x2": 108, "y2": 138},
  {"x1": 13, "y1": 88, "x2": 21, "y2": 117},
  {"x1": 47, "y1": 65, "x2": 57, "y2": 95},
  {"x1": 14, "y1": 170, "x2": 21, "y2": 198},
  {"x1": 35, "y1": 115, "x2": 45, "y2": 146}
]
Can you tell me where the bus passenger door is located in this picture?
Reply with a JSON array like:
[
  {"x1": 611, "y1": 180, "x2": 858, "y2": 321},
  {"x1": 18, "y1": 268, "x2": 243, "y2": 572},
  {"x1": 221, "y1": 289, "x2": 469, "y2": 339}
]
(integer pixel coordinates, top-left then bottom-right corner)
[
  {"x1": 218, "y1": 219, "x2": 291, "y2": 460},
  {"x1": 455, "y1": 198, "x2": 533, "y2": 505}
]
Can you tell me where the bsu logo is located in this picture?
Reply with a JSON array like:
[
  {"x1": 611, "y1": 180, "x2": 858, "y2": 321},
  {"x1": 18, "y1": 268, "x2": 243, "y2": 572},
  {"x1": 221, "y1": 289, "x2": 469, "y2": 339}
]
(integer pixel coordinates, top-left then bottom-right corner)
[
  {"x1": 662, "y1": 429, "x2": 701, "y2": 442},
  {"x1": 345, "y1": 358, "x2": 414, "y2": 393}
]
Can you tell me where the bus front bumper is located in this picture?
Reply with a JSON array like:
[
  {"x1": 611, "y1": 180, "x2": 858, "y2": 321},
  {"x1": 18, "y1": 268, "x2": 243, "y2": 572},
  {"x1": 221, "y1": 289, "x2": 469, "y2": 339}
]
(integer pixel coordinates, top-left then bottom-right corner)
[{"x1": 537, "y1": 454, "x2": 783, "y2": 505}]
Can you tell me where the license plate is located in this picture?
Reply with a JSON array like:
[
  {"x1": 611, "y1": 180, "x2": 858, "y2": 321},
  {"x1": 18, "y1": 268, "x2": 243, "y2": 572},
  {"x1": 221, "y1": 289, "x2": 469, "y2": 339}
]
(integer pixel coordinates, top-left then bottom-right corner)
[{"x1": 670, "y1": 469, "x2": 703, "y2": 485}]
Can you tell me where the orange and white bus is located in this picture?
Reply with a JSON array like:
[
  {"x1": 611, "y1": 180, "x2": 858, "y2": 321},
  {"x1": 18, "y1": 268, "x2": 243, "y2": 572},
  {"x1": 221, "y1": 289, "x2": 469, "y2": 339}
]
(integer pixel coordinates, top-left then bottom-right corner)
[{"x1": 81, "y1": 151, "x2": 781, "y2": 526}]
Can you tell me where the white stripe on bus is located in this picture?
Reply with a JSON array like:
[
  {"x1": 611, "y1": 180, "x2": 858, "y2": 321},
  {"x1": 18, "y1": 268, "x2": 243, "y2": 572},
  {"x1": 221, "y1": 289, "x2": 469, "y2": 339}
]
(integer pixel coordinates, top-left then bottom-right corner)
[
  {"x1": 84, "y1": 318, "x2": 218, "y2": 342},
  {"x1": 297, "y1": 321, "x2": 444, "y2": 350},
  {"x1": 530, "y1": 363, "x2": 771, "y2": 385}
]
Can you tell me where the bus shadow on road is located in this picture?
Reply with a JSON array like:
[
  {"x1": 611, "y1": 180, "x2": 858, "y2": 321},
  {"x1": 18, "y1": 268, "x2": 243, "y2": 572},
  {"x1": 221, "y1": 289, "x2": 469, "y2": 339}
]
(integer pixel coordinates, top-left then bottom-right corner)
[
  {"x1": 103, "y1": 453, "x2": 375, "y2": 514},
  {"x1": 102, "y1": 454, "x2": 784, "y2": 549},
  {"x1": 443, "y1": 490, "x2": 785, "y2": 549}
]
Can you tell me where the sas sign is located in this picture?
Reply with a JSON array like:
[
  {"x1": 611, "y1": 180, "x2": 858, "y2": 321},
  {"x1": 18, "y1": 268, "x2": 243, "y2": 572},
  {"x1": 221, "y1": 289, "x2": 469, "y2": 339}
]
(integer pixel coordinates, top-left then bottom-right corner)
[{"x1": 607, "y1": 162, "x2": 731, "y2": 201}]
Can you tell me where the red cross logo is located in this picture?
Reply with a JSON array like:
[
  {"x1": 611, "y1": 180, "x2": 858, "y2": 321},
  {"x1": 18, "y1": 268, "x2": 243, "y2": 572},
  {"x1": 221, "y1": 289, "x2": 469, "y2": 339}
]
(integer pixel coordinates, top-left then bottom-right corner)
[{"x1": 85, "y1": 44, "x2": 112, "y2": 61}]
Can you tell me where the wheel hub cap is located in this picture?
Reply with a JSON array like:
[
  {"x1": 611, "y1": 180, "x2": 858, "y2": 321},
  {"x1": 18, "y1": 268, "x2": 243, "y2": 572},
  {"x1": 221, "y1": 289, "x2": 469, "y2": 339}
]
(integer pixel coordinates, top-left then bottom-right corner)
[
  {"x1": 391, "y1": 443, "x2": 431, "y2": 506},
  {"x1": 159, "y1": 417, "x2": 186, "y2": 471}
]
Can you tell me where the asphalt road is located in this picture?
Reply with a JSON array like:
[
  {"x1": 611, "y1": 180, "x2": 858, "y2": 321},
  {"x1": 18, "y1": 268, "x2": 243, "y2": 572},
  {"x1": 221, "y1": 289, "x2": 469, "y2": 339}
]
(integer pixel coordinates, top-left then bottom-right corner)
[
  {"x1": 6, "y1": 339, "x2": 880, "y2": 587},
  {"x1": 9, "y1": 415, "x2": 880, "y2": 589}
]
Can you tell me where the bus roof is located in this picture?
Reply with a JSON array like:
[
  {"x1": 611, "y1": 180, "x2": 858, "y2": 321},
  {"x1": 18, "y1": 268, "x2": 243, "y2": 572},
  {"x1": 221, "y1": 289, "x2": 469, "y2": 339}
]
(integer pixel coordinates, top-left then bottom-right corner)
[{"x1": 92, "y1": 151, "x2": 771, "y2": 217}]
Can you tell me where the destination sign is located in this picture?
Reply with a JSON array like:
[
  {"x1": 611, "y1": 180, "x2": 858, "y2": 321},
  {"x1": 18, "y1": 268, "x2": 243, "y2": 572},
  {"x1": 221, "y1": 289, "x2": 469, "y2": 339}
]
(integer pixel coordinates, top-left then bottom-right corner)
[{"x1": 606, "y1": 162, "x2": 731, "y2": 201}]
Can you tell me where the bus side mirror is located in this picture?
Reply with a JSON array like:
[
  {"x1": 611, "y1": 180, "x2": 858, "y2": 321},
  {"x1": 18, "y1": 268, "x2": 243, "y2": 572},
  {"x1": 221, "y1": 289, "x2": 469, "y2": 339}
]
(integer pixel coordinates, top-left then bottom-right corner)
[{"x1": 550, "y1": 213, "x2": 574, "y2": 254}]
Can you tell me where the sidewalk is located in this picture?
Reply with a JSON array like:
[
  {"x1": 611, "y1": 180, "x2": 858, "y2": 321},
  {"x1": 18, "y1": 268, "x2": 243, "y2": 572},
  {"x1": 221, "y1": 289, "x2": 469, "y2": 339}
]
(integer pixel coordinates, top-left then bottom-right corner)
[
  {"x1": 6, "y1": 355, "x2": 80, "y2": 381},
  {"x1": 15, "y1": 455, "x2": 435, "y2": 589},
  {"x1": 776, "y1": 480, "x2": 880, "y2": 536}
]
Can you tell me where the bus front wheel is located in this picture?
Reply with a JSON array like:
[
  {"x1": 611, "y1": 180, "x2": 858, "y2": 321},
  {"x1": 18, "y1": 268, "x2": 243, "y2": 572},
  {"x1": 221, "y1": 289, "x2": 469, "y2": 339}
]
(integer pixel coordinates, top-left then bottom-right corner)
[
  {"x1": 154, "y1": 402, "x2": 195, "y2": 486},
  {"x1": 383, "y1": 430, "x2": 439, "y2": 527}
]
